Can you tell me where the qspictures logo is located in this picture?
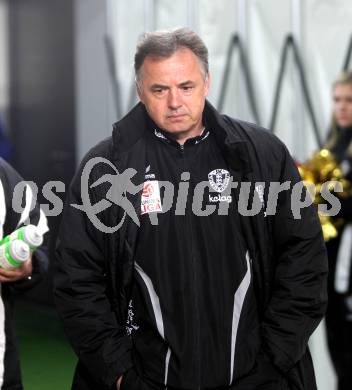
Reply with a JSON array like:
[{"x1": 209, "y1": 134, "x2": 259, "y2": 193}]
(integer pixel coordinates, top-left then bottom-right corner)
[
  {"x1": 71, "y1": 157, "x2": 342, "y2": 232},
  {"x1": 7, "y1": 157, "x2": 343, "y2": 234}
]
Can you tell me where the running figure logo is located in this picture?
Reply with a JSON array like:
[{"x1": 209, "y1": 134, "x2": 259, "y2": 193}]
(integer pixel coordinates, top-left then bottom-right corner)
[{"x1": 71, "y1": 157, "x2": 142, "y2": 233}]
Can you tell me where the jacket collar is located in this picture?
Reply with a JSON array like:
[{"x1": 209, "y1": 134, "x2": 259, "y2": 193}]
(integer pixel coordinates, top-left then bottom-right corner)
[
  {"x1": 112, "y1": 103, "x2": 149, "y2": 160},
  {"x1": 203, "y1": 101, "x2": 252, "y2": 175},
  {"x1": 112, "y1": 100, "x2": 252, "y2": 174}
]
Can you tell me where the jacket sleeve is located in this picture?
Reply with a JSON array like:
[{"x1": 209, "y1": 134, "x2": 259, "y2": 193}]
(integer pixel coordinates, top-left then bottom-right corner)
[
  {"x1": 54, "y1": 152, "x2": 133, "y2": 388},
  {"x1": 261, "y1": 143, "x2": 328, "y2": 373},
  {"x1": 0, "y1": 158, "x2": 49, "y2": 289}
]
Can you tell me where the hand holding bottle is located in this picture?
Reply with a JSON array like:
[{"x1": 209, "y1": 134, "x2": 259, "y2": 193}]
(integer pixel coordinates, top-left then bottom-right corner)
[
  {"x1": 0, "y1": 254, "x2": 33, "y2": 283},
  {"x1": 0, "y1": 225, "x2": 44, "y2": 281}
]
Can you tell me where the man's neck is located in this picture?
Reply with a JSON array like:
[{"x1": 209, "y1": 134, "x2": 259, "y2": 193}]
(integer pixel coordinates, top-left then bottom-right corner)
[{"x1": 168, "y1": 125, "x2": 206, "y2": 145}]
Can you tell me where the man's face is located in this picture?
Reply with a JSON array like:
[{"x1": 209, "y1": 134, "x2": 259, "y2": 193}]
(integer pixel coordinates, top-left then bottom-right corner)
[
  {"x1": 333, "y1": 83, "x2": 352, "y2": 128},
  {"x1": 137, "y1": 48, "x2": 210, "y2": 141}
]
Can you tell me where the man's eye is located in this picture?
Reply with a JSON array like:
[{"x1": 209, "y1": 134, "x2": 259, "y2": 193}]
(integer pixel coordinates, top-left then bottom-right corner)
[
  {"x1": 182, "y1": 85, "x2": 194, "y2": 92},
  {"x1": 153, "y1": 88, "x2": 166, "y2": 96}
]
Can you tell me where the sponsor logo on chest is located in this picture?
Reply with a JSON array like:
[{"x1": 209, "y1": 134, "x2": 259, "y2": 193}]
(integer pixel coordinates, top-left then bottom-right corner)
[{"x1": 141, "y1": 180, "x2": 162, "y2": 215}]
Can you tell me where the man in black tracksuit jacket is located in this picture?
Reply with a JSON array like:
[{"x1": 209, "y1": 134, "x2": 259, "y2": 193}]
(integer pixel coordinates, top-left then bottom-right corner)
[{"x1": 54, "y1": 28, "x2": 328, "y2": 390}]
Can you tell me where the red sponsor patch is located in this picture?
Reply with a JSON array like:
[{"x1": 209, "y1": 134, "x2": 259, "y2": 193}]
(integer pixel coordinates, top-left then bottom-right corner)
[
  {"x1": 142, "y1": 183, "x2": 154, "y2": 198},
  {"x1": 141, "y1": 181, "x2": 162, "y2": 215}
]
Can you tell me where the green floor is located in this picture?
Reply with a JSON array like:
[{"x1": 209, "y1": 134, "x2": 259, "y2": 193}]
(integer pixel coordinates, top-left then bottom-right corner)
[{"x1": 15, "y1": 300, "x2": 76, "y2": 390}]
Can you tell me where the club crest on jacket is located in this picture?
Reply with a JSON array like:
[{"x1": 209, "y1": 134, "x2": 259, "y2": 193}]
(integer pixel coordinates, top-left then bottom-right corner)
[{"x1": 208, "y1": 169, "x2": 230, "y2": 193}]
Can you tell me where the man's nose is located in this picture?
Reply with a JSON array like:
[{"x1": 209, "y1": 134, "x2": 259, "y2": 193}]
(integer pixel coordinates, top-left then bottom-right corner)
[
  {"x1": 167, "y1": 89, "x2": 182, "y2": 109},
  {"x1": 339, "y1": 102, "x2": 347, "y2": 111}
]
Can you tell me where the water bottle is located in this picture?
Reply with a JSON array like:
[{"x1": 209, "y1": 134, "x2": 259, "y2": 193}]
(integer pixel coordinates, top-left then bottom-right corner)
[
  {"x1": 0, "y1": 240, "x2": 30, "y2": 269},
  {"x1": 0, "y1": 225, "x2": 43, "y2": 251}
]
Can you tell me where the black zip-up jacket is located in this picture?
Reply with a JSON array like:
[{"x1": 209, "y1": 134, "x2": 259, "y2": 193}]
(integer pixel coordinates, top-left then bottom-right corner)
[
  {"x1": 129, "y1": 125, "x2": 260, "y2": 388},
  {"x1": 54, "y1": 101, "x2": 328, "y2": 390}
]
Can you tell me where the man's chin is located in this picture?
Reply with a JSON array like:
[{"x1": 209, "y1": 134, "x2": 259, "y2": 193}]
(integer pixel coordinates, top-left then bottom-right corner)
[{"x1": 163, "y1": 126, "x2": 189, "y2": 134}]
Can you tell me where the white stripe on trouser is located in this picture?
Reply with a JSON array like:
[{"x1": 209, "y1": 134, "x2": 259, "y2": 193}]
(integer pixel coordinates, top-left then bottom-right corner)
[
  {"x1": 335, "y1": 224, "x2": 352, "y2": 293},
  {"x1": 229, "y1": 251, "x2": 252, "y2": 385},
  {"x1": 164, "y1": 348, "x2": 171, "y2": 388},
  {"x1": 0, "y1": 180, "x2": 7, "y2": 388},
  {"x1": 135, "y1": 263, "x2": 171, "y2": 387}
]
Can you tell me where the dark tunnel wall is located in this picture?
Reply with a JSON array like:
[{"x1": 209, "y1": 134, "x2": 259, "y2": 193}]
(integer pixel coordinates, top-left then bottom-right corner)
[{"x1": 8, "y1": 0, "x2": 76, "y2": 304}]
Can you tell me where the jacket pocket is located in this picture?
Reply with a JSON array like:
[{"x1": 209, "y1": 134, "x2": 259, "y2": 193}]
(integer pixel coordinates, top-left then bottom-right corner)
[
  {"x1": 234, "y1": 350, "x2": 284, "y2": 389},
  {"x1": 120, "y1": 368, "x2": 138, "y2": 390}
]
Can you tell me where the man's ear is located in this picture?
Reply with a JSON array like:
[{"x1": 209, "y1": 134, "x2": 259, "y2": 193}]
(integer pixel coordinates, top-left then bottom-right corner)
[
  {"x1": 136, "y1": 81, "x2": 144, "y2": 103},
  {"x1": 204, "y1": 72, "x2": 211, "y2": 96}
]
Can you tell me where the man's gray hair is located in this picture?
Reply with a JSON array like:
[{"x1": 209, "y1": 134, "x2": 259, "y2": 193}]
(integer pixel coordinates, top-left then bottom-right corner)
[{"x1": 134, "y1": 27, "x2": 209, "y2": 83}]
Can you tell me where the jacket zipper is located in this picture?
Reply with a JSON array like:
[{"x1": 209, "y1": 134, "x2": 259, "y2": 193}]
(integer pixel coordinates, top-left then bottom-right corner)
[{"x1": 179, "y1": 144, "x2": 201, "y2": 388}]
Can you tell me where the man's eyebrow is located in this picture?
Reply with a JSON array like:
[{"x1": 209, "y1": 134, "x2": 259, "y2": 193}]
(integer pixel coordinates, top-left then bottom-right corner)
[
  {"x1": 179, "y1": 80, "x2": 195, "y2": 87},
  {"x1": 150, "y1": 83, "x2": 168, "y2": 89}
]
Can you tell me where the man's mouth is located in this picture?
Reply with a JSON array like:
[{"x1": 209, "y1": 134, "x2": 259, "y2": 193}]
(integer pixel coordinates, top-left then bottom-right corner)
[
  {"x1": 168, "y1": 114, "x2": 186, "y2": 118},
  {"x1": 167, "y1": 113, "x2": 188, "y2": 122}
]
